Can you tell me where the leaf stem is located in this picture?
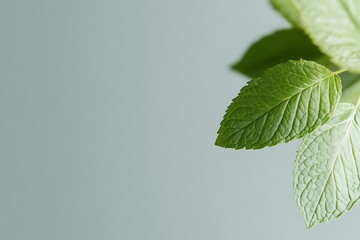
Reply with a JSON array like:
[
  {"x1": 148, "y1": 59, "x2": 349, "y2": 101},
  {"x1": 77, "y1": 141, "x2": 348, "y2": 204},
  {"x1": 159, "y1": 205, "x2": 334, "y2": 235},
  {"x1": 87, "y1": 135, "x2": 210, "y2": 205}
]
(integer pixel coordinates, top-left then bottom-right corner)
[{"x1": 333, "y1": 68, "x2": 349, "y2": 75}]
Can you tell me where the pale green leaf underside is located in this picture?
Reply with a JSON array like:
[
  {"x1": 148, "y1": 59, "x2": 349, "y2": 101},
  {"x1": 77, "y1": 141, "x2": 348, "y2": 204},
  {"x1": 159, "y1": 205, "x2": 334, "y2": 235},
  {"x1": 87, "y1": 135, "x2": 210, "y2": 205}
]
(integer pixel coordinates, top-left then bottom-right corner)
[
  {"x1": 293, "y1": 0, "x2": 360, "y2": 72},
  {"x1": 294, "y1": 103, "x2": 360, "y2": 228},
  {"x1": 215, "y1": 60, "x2": 342, "y2": 149},
  {"x1": 270, "y1": 0, "x2": 301, "y2": 26}
]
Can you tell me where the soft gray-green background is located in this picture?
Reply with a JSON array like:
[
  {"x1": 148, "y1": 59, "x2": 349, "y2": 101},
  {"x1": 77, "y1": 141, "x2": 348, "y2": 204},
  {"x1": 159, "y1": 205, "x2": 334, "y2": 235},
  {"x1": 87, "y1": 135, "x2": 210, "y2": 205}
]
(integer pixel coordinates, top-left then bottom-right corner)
[{"x1": 1, "y1": 0, "x2": 360, "y2": 239}]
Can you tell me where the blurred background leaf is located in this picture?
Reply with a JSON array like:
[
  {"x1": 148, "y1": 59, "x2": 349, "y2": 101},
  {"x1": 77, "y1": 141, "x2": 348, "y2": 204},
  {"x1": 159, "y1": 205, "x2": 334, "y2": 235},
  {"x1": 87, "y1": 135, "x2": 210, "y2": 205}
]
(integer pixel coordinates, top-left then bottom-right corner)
[
  {"x1": 232, "y1": 29, "x2": 323, "y2": 78},
  {"x1": 270, "y1": 0, "x2": 301, "y2": 26}
]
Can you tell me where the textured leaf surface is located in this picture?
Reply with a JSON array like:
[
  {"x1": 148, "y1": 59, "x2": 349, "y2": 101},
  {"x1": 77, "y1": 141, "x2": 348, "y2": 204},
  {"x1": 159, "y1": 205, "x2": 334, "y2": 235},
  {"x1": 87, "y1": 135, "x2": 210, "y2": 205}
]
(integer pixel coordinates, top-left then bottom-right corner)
[
  {"x1": 270, "y1": 0, "x2": 301, "y2": 26},
  {"x1": 232, "y1": 29, "x2": 323, "y2": 78},
  {"x1": 293, "y1": 0, "x2": 360, "y2": 72},
  {"x1": 216, "y1": 60, "x2": 342, "y2": 149},
  {"x1": 294, "y1": 103, "x2": 360, "y2": 228}
]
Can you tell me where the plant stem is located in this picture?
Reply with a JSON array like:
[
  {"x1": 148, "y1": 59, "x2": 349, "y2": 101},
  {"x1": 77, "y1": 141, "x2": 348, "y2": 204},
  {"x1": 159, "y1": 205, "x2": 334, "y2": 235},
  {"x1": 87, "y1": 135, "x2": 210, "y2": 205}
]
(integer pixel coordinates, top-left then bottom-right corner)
[{"x1": 333, "y1": 68, "x2": 349, "y2": 75}]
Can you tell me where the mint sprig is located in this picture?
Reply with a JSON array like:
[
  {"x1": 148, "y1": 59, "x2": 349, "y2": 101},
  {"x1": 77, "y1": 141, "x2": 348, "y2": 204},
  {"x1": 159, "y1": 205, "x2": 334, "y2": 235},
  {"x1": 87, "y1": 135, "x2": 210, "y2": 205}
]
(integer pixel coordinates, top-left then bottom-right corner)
[{"x1": 216, "y1": 0, "x2": 360, "y2": 228}]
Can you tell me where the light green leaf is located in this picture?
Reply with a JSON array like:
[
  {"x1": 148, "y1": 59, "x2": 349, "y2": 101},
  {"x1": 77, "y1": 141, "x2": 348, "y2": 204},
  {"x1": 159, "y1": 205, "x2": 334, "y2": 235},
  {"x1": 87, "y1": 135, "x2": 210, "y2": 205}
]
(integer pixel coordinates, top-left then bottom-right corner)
[
  {"x1": 215, "y1": 60, "x2": 342, "y2": 149},
  {"x1": 294, "y1": 103, "x2": 360, "y2": 228},
  {"x1": 270, "y1": 0, "x2": 301, "y2": 26},
  {"x1": 232, "y1": 29, "x2": 323, "y2": 78},
  {"x1": 293, "y1": 0, "x2": 360, "y2": 72}
]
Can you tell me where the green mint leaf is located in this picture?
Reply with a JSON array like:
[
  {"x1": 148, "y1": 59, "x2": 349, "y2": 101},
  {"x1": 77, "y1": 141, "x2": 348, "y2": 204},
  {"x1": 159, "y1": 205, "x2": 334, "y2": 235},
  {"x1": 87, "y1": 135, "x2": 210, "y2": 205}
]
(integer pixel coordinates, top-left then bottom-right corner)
[
  {"x1": 270, "y1": 0, "x2": 301, "y2": 26},
  {"x1": 215, "y1": 60, "x2": 342, "y2": 149},
  {"x1": 293, "y1": 0, "x2": 360, "y2": 72},
  {"x1": 294, "y1": 103, "x2": 360, "y2": 228},
  {"x1": 232, "y1": 29, "x2": 323, "y2": 78}
]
